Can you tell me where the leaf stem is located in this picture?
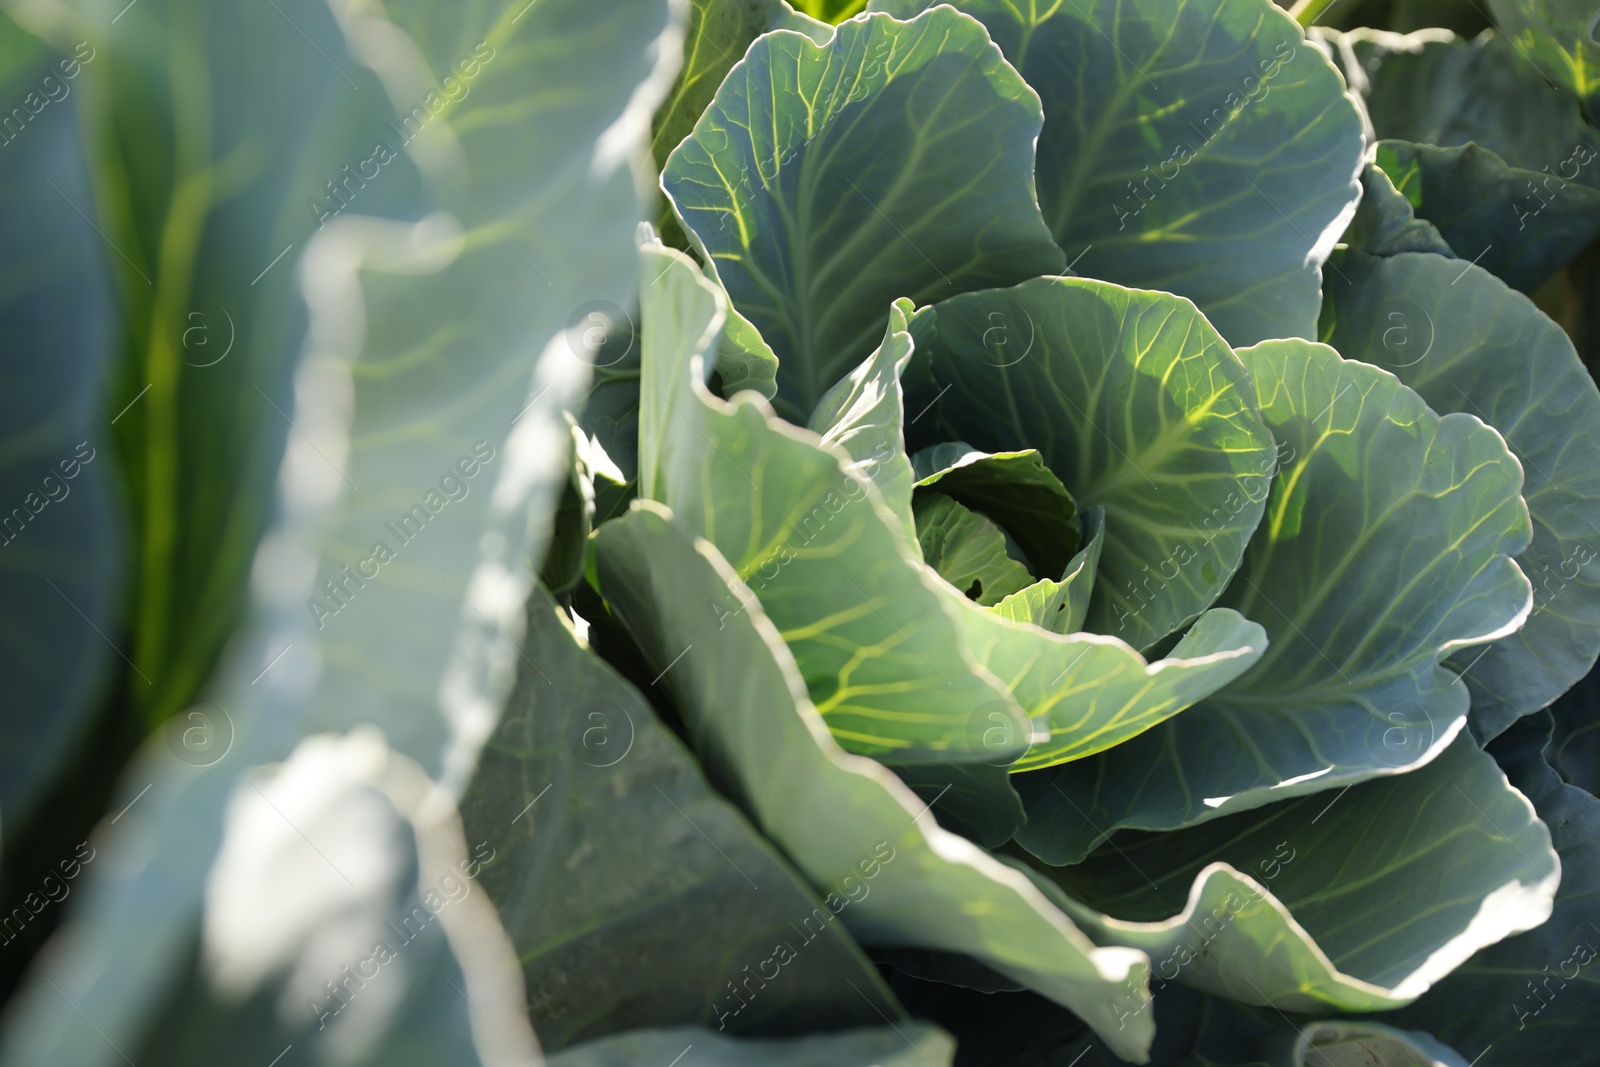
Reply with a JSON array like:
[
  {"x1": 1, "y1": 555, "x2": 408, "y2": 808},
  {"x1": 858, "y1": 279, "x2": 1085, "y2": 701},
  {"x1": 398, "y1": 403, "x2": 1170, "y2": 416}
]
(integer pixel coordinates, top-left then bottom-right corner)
[{"x1": 1290, "y1": 0, "x2": 1340, "y2": 28}]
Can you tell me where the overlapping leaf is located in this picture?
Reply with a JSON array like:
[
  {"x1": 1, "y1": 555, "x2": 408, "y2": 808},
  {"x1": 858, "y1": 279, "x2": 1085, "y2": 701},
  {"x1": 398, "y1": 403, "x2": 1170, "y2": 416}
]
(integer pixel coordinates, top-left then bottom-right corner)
[
  {"x1": 993, "y1": 508, "x2": 1106, "y2": 637},
  {"x1": 649, "y1": 0, "x2": 829, "y2": 224},
  {"x1": 1487, "y1": 0, "x2": 1600, "y2": 112},
  {"x1": 901, "y1": 277, "x2": 1278, "y2": 652},
  {"x1": 662, "y1": 5, "x2": 1065, "y2": 417},
  {"x1": 962, "y1": 602, "x2": 1267, "y2": 773},
  {"x1": 1018, "y1": 338, "x2": 1533, "y2": 859},
  {"x1": 1342, "y1": 157, "x2": 1456, "y2": 258},
  {"x1": 1021, "y1": 732, "x2": 1556, "y2": 1014},
  {"x1": 593, "y1": 503, "x2": 1156, "y2": 1062},
  {"x1": 458, "y1": 587, "x2": 897, "y2": 1049},
  {"x1": 808, "y1": 299, "x2": 919, "y2": 537},
  {"x1": 1322, "y1": 26, "x2": 1600, "y2": 184},
  {"x1": 637, "y1": 239, "x2": 1029, "y2": 765},
  {"x1": 1324, "y1": 251, "x2": 1600, "y2": 737},
  {"x1": 872, "y1": 0, "x2": 1365, "y2": 346},
  {"x1": 1369, "y1": 139, "x2": 1600, "y2": 291},
  {"x1": 912, "y1": 443, "x2": 1080, "y2": 580},
  {"x1": 0, "y1": 0, "x2": 678, "y2": 1062},
  {"x1": 1381, "y1": 712, "x2": 1600, "y2": 1064}
]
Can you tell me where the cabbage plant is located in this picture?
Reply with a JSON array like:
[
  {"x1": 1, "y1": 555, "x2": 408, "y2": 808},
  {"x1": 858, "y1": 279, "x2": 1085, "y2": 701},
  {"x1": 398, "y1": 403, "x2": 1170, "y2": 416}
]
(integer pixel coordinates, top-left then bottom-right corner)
[{"x1": 4, "y1": 0, "x2": 1600, "y2": 1064}]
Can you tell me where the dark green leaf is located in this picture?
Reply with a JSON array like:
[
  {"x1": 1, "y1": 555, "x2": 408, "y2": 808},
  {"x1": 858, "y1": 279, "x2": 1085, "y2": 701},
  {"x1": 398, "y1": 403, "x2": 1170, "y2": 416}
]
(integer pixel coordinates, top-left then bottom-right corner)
[
  {"x1": 1019, "y1": 338, "x2": 1532, "y2": 856},
  {"x1": 1323, "y1": 27, "x2": 1600, "y2": 186},
  {"x1": 1324, "y1": 250, "x2": 1600, "y2": 737},
  {"x1": 0, "y1": 28, "x2": 121, "y2": 831},
  {"x1": 1487, "y1": 0, "x2": 1600, "y2": 114},
  {"x1": 549, "y1": 1023, "x2": 953, "y2": 1066},
  {"x1": 1369, "y1": 139, "x2": 1600, "y2": 291},
  {"x1": 874, "y1": 0, "x2": 1365, "y2": 346},
  {"x1": 992, "y1": 508, "x2": 1106, "y2": 637},
  {"x1": 1341, "y1": 159, "x2": 1456, "y2": 257},
  {"x1": 1377, "y1": 711, "x2": 1600, "y2": 1064},
  {"x1": 662, "y1": 6, "x2": 1065, "y2": 417},
  {"x1": 1023, "y1": 732, "x2": 1557, "y2": 1014},
  {"x1": 459, "y1": 587, "x2": 899, "y2": 1049}
]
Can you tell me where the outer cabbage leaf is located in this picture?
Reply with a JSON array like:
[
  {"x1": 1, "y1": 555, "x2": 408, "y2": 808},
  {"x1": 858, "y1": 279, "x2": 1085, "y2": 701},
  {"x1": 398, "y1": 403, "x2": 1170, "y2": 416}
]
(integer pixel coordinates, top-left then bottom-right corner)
[
  {"x1": 1369, "y1": 139, "x2": 1600, "y2": 291},
  {"x1": 458, "y1": 587, "x2": 897, "y2": 1049},
  {"x1": 593, "y1": 503, "x2": 1156, "y2": 1062},
  {"x1": 649, "y1": 0, "x2": 829, "y2": 205},
  {"x1": 888, "y1": 973, "x2": 1472, "y2": 1067},
  {"x1": 661, "y1": 6, "x2": 1064, "y2": 418},
  {"x1": 1321, "y1": 27, "x2": 1600, "y2": 186},
  {"x1": 0, "y1": 0, "x2": 679, "y2": 1062},
  {"x1": 902, "y1": 277, "x2": 1278, "y2": 652},
  {"x1": 1342, "y1": 157, "x2": 1456, "y2": 258},
  {"x1": 1018, "y1": 338, "x2": 1533, "y2": 859},
  {"x1": 1324, "y1": 251, "x2": 1600, "y2": 737},
  {"x1": 1382, "y1": 711, "x2": 1600, "y2": 1064},
  {"x1": 128, "y1": 730, "x2": 538, "y2": 1067},
  {"x1": 550, "y1": 1024, "x2": 953, "y2": 1066},
  {"x1": 1487, "y1": 0, "x2": 1600, "y2": 113},
  {"x1": 872, "y1": 0, "x2": 1365, "y2": 346},
  {"x1": 0, "y1": 27, "x2": 120, "y2": 832},
  {"x1": 637, "y1": 238, "x2": 1029, "y2": 764},
  {"x1": 1022, "y1": 732, "x2": 1557, "y2": 1014}
]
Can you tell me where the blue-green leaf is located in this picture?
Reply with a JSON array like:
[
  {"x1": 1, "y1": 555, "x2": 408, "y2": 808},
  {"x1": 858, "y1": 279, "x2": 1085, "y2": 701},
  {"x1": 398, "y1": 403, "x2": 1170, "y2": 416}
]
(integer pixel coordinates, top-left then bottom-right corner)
[
  {"x1": 459, "y1": 587, "x2": 898, "y2": 1048},
  {"x1": 1324, "y1": 251, "x2": 1600, "y2": 738},
  {"x1": 1018, "y1": 338, "x2": 1533, "y2": 858},
  {"x1": 662, "y1": 5, "x2": 1065, "y2": 417},
  {"x1": 0, "y1": 28, "x2": 120, "y2": 831},
  {"x1": 874, "y1": 0, "x2": 1365, "y2": 346}
]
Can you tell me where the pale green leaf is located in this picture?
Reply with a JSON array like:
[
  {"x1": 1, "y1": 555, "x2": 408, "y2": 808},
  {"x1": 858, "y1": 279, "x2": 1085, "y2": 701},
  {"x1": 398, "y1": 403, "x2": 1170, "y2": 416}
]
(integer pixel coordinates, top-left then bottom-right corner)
[
  {"x1": 639, "y1": 239, "x2": 1029, "y2": 764},
  {"x1": 962, "y1": 604, "x2": 1267, "y2": 773},
  {"x1": 912, "y1": 443, "x2": 1080, "y2": 580},
  {"x1": 809, "y1": 297, "x2": 918, "y2": 538},
  {"x1": 916, "y1": 495, "x2": 1034, "y2": 607},
  {"x1": 0, "y1": 1, "x2": 679, "y2": 1062},
  {"x1": 592, "y1": 503, "x2": 1156, "y2": 1062},
  {"x1": 992, "y1": 508, "x2": 1106, "y2": 636},
  {"x1": 902, "y1": 277, "x2": 1278, "y2": 652}
]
